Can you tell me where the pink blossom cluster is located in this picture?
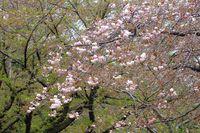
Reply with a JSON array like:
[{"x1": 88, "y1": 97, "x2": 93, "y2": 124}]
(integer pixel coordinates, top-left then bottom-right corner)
[{"x1": 27, "y1": 87, "x2": 48, "y2": 113}]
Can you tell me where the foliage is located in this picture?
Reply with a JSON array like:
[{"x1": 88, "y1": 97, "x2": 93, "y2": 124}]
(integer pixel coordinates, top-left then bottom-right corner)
[{"x1": 0, "y1": 0, "x2": 200, "y2": 133}]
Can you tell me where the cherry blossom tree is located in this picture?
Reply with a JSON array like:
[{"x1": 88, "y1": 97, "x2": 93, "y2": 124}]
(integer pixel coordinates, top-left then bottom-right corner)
[{"x1": 26, "y1": 0, "x2": 200, "y2": 132}]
